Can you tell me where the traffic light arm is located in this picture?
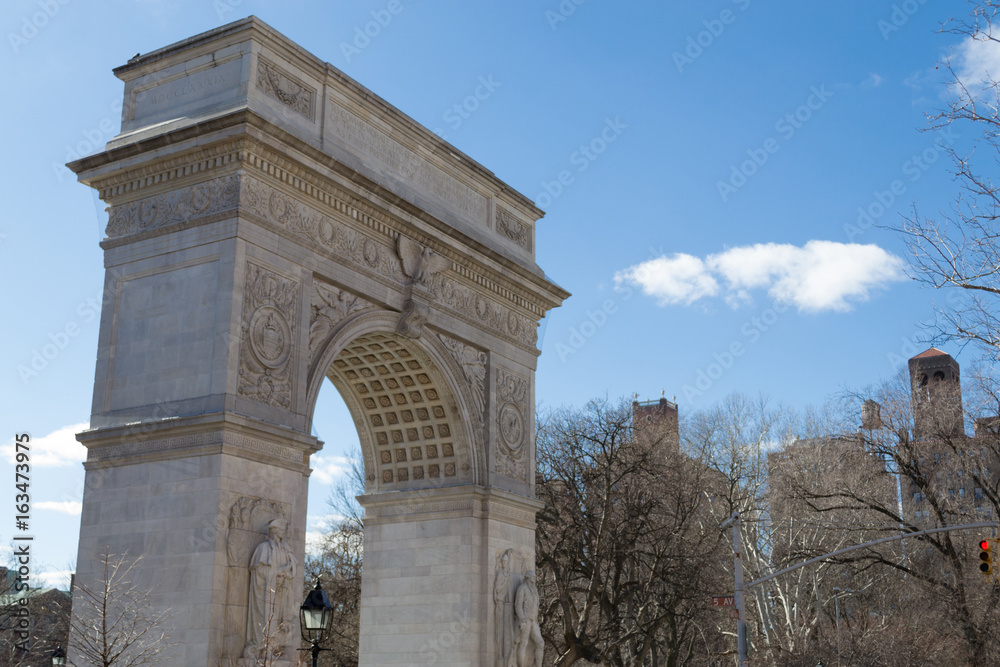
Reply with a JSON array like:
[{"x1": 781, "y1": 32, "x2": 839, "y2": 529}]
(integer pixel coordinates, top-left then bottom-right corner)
[
  {"x1": 720, "y1": 514, "x2": 998, "y2": 667},
  {"x1": 746, "y1": 520, "x2": 998, "y2": 589}
]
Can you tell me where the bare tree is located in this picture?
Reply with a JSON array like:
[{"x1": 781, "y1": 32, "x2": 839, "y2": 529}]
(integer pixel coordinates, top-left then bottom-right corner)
[
  {"x1": 301, "y1": 446, "x2": 365, "y2": 667},
  {"x1": 781, "y1": 373, "x2": 1000, "y2": 664},
  {"x1": 684, "y1": 394, "x2": 923, "y2": 665},
  {"x1": 895, "y1": 1, "x2": 1000, "y2": 359},
  {"x1": 68, "y1": 548, "x2": 172, "y2": 667},
  {"x1": 535, "y1": 397, "x2": 728, "y2": 667}
]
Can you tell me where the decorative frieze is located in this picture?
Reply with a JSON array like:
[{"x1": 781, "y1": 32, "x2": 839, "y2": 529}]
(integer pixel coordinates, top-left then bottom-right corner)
[
  {"x1": 241, "y1": 173, "x2": 406, "y2": 287},
  {"x1": 238, "y1": 262, "x2": 298, "y2": 409},
  {"x1": 85, "y1": 430, "x2": 302, "y2": 464},
  {"x1": 105, "y1": 173, "x2": 239, "y2": 239},
  {"x1": 241, "y1": 173, "x2": 538, "y2": 350},
  {"x1": 438, "y1": 276, "x2": 537, "y2": 349}
]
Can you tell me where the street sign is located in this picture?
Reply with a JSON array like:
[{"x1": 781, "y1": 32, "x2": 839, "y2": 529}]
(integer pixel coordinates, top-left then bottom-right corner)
[
  {"x1": 712, "y1": 596, "x2": 735, "y2": 607},
  {"x1": 730, "y1": 609, "x2": 740, "y2": 619}
]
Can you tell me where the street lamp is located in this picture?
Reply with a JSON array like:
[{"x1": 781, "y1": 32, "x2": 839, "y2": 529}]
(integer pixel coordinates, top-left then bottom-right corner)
[
  {"x1": 51, "y1": 645, "x2": 66, "y2": 666},
  {"x1": 299, "y1": 579, "x2": 334, "y2": 667}
]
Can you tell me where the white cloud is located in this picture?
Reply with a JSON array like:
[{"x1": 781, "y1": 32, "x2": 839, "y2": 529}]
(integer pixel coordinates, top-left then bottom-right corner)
[
  {"x1": 35, "y1": 501, "x2": 82, "y2": 516},
  {"x1": 953, "y1": 35, "x2": 1000, "y2": 93},
  {"x1": 617, "y1": 241, "x2": 904, "y2": 313},
  {"x1": 305, "y1": 530, "x2": 327, "y2": 556},
  {"x1": 862, "y1": 72, "x2": 884, "y2": 89},
  {"x1": 35, "y1": 569, "x2": 74, "y2": 590},
  {"x1": 2, "y1": 423, "x2": 88, "y2": 467},
  {"x1": 614, "y1": 253, "x2": 718, "y2": 305},
  {"x1": 309, "y1": 454, "x2": 355, "y2": 485}
]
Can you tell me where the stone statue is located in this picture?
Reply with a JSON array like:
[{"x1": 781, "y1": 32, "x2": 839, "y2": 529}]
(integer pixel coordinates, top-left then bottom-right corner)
[
  {"x1": 493, "y1": 549, "x2": 516, "y2": 667},
  {"x1": 514, "y1": 570, "x2": 543, "y2": 667},
  {"x1": 243, "y1": 518, "x2": 295, "y2": 660}
]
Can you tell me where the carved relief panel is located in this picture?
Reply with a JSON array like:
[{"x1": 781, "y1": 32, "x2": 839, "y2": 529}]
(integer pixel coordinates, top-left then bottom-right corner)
[
  {"x1": 223, "y1": 495, "x2": 290, "y2": 660},
  {"x1": 238, "y1": 262, "x2": 299, "y2": 409},
  {"x1": 438, "y1": 333, "x2": 487, "y2": 428},
  {"x1": 309, "y1": 280, "x2": 375, "y2": 362},
  {"x1": 495, "y1": 370, "x2": 530, "y2": 483}
]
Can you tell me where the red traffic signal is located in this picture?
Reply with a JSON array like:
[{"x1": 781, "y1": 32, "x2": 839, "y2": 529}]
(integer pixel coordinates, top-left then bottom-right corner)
[{"x1": 979, "y1": 539, "x2": 994, "y2": 576}]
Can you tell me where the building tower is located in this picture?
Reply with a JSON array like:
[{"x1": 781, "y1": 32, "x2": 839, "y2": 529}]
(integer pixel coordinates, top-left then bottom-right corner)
[
  {"x1": 632, "y1": 394, "x2": 679, "y2": 454},
  {"x1": 909, "y1": 348, "x2": 964, "y2": 440}
]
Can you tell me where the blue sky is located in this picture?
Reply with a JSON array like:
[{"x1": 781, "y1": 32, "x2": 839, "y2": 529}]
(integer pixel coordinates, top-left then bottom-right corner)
[{"x1": 1, "y1": 0, "x2": 991, "y2": 584}]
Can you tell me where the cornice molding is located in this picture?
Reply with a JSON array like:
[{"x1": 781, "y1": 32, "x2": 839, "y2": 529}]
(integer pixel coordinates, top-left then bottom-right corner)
[{"x1": 76, "y1": 112, "x2": 568, "y2": 312}]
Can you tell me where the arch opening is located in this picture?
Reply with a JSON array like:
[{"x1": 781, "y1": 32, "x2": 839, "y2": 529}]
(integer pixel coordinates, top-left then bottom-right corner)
[{"x1": 307, "y1": 318, "x2": 481, "y2": 497}]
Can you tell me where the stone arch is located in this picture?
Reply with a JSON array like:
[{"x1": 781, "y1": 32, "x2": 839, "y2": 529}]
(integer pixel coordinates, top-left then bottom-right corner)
[
  {"x1": 305, "y1": 309, "x2": 486, "y2": 494},
  {"x1": 66, "y1": 17, "x2": 568, "y2": 666}
]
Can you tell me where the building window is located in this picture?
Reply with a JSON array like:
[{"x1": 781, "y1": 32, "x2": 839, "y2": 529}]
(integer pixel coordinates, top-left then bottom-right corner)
[
  {"x1": 976, "y1": 488, "x2": 984, "y2": 500},
  {"x1": 949, "y1": 489, "x2": 955, "y2": 497},
  {"x1": 959, "y1": 488, "x2": 966, "y2": 498}
]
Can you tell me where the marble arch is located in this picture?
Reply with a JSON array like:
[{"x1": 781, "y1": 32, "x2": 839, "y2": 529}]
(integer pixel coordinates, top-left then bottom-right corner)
[{"x1": 66, "y1": 17, "x2": 567, "y2": 666}]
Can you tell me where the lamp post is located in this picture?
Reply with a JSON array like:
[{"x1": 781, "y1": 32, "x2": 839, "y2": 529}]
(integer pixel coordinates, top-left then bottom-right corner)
[
  {"x1": 832, "y1": 587, "x2": 852, "y2": 667},
  {"x1": 299, "y1": 579, "x2": 334, "y2": 667},
  {"x1": 51, "y1": 646, "x2": 66, "y2": 666}
]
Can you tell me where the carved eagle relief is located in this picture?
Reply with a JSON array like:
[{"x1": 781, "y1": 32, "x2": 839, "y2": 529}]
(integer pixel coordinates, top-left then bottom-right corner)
[{"x1": 397, "y1": 235, "x2": 450, "y2": 286}]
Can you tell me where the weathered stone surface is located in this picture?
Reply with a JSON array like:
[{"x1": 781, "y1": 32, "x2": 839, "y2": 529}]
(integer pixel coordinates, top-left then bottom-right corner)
[{"x1": 68, "y1": 16, "x2": 567, "y2": 666}]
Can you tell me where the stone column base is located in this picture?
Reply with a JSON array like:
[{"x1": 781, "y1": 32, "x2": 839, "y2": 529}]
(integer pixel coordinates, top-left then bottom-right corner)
[{"x1": 357, "y1": 486, "x2": 542, "y2": 666}]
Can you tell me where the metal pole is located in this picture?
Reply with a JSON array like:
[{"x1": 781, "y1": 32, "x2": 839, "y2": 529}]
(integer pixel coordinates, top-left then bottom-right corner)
[
  {"x1": 723, "y1": 511, "x2": 749, "y2": 667},
  {"x1": 833, "y1": 587, "x2": 841, "y2": 667}
]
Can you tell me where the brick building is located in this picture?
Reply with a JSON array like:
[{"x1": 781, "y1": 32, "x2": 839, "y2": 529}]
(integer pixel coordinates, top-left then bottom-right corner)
[{"x1": 901, "y1": 348, "x2": 999, "y2": 525}]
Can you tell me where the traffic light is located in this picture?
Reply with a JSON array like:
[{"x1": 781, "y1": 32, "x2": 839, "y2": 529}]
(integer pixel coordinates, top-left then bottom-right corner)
[{"x1": 978, "y1": 539, "x2": 994, "y2": 577}]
